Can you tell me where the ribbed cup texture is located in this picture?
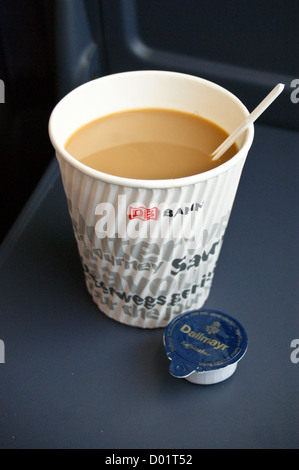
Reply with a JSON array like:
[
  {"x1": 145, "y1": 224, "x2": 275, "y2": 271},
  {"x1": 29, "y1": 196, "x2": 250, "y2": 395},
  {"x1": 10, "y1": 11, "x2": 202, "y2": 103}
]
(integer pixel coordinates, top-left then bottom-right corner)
[{"x1": 57, "y1": 154, "x2": 245, "y2": 328}]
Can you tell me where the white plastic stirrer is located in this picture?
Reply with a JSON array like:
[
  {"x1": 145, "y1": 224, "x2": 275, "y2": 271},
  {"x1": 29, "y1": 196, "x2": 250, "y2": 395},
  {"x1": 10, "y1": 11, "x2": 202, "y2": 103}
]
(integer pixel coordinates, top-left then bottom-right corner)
[{"x1": 211, "y1": 83, "x2": 285, "y2": 161}]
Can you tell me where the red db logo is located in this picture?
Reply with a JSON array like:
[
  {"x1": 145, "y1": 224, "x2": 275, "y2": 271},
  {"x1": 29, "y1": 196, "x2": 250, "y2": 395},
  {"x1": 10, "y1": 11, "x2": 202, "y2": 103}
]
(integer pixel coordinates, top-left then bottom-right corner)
[{"x1": 128, "y1": 206, "x2": 158, "y2": 221}]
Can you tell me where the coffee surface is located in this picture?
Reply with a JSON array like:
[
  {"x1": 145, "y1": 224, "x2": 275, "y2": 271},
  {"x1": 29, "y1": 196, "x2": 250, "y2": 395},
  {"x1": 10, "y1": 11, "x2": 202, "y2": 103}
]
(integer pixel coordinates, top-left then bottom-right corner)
[{"x1": 65, "y1": 108, "x2": 237, "y2": 179}]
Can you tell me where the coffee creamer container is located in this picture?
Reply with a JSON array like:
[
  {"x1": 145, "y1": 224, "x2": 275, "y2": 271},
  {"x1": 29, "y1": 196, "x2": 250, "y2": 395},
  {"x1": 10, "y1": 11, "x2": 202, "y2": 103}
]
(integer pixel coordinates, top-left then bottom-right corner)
[{"x1": 164, "y1": 309, "x2": 248, "y2": 385}]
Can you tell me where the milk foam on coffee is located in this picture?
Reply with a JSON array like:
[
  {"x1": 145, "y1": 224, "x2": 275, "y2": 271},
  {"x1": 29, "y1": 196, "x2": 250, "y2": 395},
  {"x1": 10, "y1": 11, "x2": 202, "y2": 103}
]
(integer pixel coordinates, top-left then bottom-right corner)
[{"x1": 64, "y1": 108, "x2": 238, "y2": 179}]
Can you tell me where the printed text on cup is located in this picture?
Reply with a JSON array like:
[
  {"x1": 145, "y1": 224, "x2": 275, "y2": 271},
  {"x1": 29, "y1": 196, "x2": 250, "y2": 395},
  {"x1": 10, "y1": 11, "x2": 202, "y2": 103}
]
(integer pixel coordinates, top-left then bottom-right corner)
[{"x1": 95, "y1": 196, "x2": 204, "y2": 244}]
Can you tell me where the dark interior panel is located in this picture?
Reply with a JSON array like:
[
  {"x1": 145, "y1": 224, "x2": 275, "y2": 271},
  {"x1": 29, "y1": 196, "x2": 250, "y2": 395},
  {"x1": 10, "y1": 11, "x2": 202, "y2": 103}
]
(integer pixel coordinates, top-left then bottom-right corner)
[{"x1": 0, "y1": 0, "x2": 298, "y2": 240}]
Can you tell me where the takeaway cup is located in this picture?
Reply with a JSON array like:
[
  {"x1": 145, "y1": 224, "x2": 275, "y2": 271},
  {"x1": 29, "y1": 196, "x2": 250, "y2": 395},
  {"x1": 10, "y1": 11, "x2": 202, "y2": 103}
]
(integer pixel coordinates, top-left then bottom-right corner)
[{"x1": 49, "y1": 70, "x2": 254, "y2": 328}]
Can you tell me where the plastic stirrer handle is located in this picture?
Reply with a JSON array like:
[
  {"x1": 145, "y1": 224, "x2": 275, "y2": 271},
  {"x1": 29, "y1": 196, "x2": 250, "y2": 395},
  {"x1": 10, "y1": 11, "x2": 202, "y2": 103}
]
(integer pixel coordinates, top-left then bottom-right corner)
[{"x1": 211, "y1": 83, "x2": 285, "y2": 161}]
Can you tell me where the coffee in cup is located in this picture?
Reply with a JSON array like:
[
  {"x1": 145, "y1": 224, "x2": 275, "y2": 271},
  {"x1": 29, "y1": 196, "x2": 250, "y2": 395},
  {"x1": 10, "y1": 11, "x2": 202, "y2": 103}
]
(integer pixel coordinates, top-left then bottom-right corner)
[{"x1": 64, "y1": 108, "x2": 238, "y2": 179}]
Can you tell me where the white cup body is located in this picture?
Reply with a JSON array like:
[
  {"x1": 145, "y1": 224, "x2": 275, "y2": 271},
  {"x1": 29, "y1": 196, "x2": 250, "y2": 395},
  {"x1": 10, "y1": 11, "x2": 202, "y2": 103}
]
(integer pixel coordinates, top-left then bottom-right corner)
[{"x1": 49, "y1": 71, "x2": 254, "y2": 328}]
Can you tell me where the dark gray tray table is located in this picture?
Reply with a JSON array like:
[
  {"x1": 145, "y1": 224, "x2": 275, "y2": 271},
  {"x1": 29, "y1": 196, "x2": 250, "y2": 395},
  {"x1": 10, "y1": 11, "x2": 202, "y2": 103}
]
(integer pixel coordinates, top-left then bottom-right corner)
[{"x1": 0, "y1": 123, "x2": 298, "y2": 449}]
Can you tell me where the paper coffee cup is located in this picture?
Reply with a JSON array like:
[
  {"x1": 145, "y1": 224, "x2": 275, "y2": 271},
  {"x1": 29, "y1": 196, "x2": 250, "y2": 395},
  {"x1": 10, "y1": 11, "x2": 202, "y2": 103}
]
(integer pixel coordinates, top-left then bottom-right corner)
[{"x1": 49, "y1": 71, "x2": 254, "y2": 328}]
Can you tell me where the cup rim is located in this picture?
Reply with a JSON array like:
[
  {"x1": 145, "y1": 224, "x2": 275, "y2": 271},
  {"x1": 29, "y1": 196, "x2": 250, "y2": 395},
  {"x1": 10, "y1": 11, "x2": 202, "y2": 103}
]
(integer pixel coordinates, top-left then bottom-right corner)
[{"x1": 49, "y1": 70, "x2": 254, "y2": 189}]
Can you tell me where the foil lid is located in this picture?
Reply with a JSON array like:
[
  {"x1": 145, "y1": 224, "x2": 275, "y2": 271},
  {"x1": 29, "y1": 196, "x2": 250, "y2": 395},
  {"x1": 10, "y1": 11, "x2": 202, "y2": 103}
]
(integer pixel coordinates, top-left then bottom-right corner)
[{"x1": 164, "y1": 309, "x2": 248, "y2": 384}]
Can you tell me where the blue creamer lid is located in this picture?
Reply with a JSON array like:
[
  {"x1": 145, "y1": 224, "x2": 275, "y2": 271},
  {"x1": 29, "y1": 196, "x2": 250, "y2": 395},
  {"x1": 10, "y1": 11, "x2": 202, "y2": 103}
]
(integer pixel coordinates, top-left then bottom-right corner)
[{"x1": 164, "y1": 309, "x2": 248, "y2": 385}]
